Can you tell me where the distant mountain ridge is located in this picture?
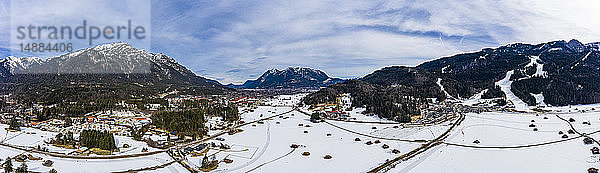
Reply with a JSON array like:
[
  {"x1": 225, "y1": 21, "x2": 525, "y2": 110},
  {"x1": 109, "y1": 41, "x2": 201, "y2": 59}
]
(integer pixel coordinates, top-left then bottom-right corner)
[
  {"x1": 0, "y1": 42, "x2": 226, "y2": 102},
  {"x1": 229, "y1": 67, "x2": 344, "y2": 89}
]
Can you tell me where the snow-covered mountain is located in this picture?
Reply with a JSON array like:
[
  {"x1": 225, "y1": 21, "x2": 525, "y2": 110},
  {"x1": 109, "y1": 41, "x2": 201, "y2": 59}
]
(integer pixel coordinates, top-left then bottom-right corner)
[
  {"x1": 0, "y1": 56, "x2": 43, "y2": 77},
  {"x1": 306, "y1": 39, "x2": 600, "y2": 116},
  {"x1": 230, "y1": 67, "x2": 344, "y2": 89},
  {"x1": 0, "y1": 42, "x2": 225, "y2": 101},
  {"x1": 416, "y1": 39, "x2": 600, "y2": 106},
  {"x1": 1, "y1": 42, "x2": 219, "y2": 85}
]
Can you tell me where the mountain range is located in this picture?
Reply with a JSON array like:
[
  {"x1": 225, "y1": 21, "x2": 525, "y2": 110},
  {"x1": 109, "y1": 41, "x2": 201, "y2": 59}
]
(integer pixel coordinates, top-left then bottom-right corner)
[
  {"x1": 304, "y1": 39, "x2": 600, "y2": 121},
  {"x1": 3, "y1": 39, "x2": 600, "y2": 111},
  {"x1": 228, "y1": 67, "x2": 344, "y2": 89}
]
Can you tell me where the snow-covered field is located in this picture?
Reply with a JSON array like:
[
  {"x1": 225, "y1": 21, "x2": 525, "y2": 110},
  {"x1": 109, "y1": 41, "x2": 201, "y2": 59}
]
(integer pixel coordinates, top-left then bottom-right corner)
[
  {"x1": 192, "y1": 94, "x2": 454, "y2": 173},
  {"x1": 194, "y1": 94, "x2": 600, "y2": 173},
  {"x1": 390, "y1": 111, "x2": 600, "y2": 173},
  {"x1": 0, "y1": 124, "x2": 182, "y2": 172},
  {"x1": 197, "y1": 108, "x2": 425, "y2": 172},
  {"x1": 0, "y1": 124, "x2": 161, "y2": 155},
  {"x1": 3, "y1": 93, "x2": 600, "y2": 173},
  {"x1": 541, "y1": 103, "x2": 600, "y2": 113},
  {"x1": 0, "y1": 140, "x2": 182, "y2": 173},
  {"x1": 344, "y1": 107, "x2": 399, "y2": 123},
  {"x1": 261, "y1": 93, "x2": 307, "y2": 107}
]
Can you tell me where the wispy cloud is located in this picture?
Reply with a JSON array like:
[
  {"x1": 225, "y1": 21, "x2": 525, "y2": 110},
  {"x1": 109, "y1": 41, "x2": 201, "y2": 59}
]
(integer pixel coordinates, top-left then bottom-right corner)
[
  {"x1": 3, "y1": 0, "x2": 600, "y2": 84},
  {"x1": 149, "y1": 0, "x2": 600, "y2": 84}
]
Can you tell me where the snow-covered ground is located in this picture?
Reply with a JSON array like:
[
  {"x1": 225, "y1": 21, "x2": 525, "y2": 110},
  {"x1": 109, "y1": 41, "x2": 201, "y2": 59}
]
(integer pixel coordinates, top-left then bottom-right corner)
[
  {"x1": 188, "y1": 94, "x2": 454, "y2": 173},
  {"x1": 3, "y1": 93, "x2": 600, "y2": 173},
  {"x1": 0, "y1": 139, "x2": 182, "y2": 172},
  {"x1": 344, "y1": 107, "x2": 398, "y2": 123},
  {"x1": 0, "y1": 124, "x2": 161, "y2": 155},
  {"x1": 327, "y1": 119, "x2": 451, "y2": 141},
  {"x1": 389, "y1": 111, "x2": 600, "y2": 173},
  {"x1": 0, "y1": 125, "x2": 181, "y2": 172},
  {"x1": 524, "y1": 55, "x2": 547, "y2": 78},
  {"x1": 261, "y1": 93, "x2": 307, "y2": 107},
  {"x1": 199, "y1": 109, "x2": 426, "y2": 172},
  {"x1": 462, "y1": 89, "x2": 488, "y2": 106},
  {"x1": 541, "y1": 103, "x2": 600, "y2": 113},
  {"x1": 209, "y1": 94, "x2": 600, "y2": 173}
]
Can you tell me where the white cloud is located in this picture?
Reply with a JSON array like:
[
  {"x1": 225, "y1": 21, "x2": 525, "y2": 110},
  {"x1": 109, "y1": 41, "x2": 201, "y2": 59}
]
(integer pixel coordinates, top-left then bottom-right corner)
[{"x1": 5, "y1": 0, "x2": 600, "y2": 84}]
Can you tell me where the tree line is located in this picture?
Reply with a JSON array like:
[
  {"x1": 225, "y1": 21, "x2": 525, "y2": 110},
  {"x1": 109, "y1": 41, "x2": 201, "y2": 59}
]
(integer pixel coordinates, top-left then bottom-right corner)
[
  {"x1": 303, "y1": 80, "x2": 425, "y2": 122},
  {"x1": 151, "y1": 105, "x2": 238, "y2": 138},
  {"x1": 80, "y1": 129, "x2": 117, "y2": 150}
]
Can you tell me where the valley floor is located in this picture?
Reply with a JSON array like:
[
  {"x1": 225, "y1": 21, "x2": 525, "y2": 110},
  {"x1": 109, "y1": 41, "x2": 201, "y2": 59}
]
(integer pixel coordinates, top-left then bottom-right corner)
[
  {"x1": 206, "y1": 95, "x2": 600, "y2": 172},
  {"x1": 1, "y1": 94, "x2": 600, "y2": 172},
  {"x1": 195, "y1": 106, "x2": 451, "y2": 173}
]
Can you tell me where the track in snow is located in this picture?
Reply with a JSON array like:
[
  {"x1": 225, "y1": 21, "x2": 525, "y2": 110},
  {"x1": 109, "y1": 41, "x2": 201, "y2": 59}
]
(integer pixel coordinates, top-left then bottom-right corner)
[
  {"x1": 216, "y1": 121, "x2": 272, "y2": 172},
  {"x1": 245, "y1": 148, "x2": 296, "y2": 173}
]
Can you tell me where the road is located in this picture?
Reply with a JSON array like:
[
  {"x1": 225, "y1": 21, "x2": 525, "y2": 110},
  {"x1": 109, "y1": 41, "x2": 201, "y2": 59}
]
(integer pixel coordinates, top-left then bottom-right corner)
[{"x1": 366, "y1": 112, "x2": 465, "y2": 173}]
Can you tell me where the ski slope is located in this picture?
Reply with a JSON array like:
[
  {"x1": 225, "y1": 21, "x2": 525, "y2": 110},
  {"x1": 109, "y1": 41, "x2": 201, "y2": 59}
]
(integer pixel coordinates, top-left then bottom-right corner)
[{"x1": 495, "y1": 70, "x2": 530, "y2": 111}]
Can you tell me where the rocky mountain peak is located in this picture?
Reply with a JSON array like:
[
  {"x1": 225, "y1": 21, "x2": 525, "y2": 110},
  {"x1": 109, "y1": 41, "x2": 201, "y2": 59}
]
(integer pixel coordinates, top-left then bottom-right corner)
[
  {"x1": 231, "y1": 67, "x2": 343, "y2": 89},
  {"x1": 1, "y1": 42, "x2": 220, "y2": 86}
]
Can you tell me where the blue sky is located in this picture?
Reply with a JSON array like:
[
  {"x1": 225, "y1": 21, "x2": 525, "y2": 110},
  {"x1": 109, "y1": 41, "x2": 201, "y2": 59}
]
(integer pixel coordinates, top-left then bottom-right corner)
[{"x1": 2, "y1": 0, "x2": 600, "y2": 84}]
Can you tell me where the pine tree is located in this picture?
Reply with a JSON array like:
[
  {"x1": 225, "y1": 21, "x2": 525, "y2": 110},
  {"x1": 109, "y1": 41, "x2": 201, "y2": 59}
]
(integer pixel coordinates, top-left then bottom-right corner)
[
  {"x1": 310, "y1": 113, "x2": 321, "y2": 121},
  {"x1": 55, "y1": 133, "x2": 63, "y2": 145},
  {"x1": 3, "y1": 157, "x2": 12, "y2": 173},
  {"x1": 8, "y1": 119, "x2": 19, "y2": 131},
  {"x1": 64, "y1": 117, "x2": 72, "y2": 127},
  {"x1": 15, "y1": 163, "x2": 26, "y2": 173},
  {"x1": 201, "y1": 155, "x2": 209, "y2": 168}
]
